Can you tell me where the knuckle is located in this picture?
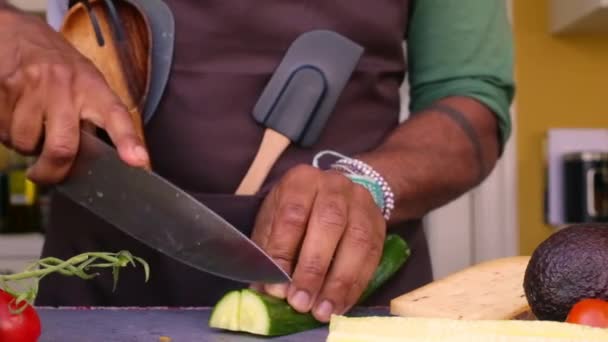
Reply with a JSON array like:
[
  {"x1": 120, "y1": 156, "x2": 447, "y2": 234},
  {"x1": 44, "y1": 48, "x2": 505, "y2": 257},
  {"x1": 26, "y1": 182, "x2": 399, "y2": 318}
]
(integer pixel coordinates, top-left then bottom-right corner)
[
  {"x1": 74, "y1": 68, "x2": 112, "y2": 99},
  {"x1": 23, "y1": 64, "x2": 43, "y2": 81},
  {"x1": 47, "y1": 140, "x2": 77, "y2": 163},
  {"x1": 346, "y1": 222, "x2": 374, "y2": 249},
  {"x1": 329, "y1": 275, "x2": 355, "y2": 293},
  {"x1": 268, "y1": 246, "x2": 296, "y2": 266},
  {"x1": 74, "y1": 72, "x2": 97, "y2": 91},
  {"x1": 49, "y1": 63, "x2": 73, "y2": 81},
  {"x1": 107, "y1": 104, "x2": 130, "y2": 121},
  {"x1": 299, "y1": 256, "x2": 326, "y2": 279},
  {"x1": 10, "y1": 134, "x2": 36, "y2": 153},
  {"x1": 104, "y1": 104, "x2": 130, "y2": 124},
  {"x1": 82, "y1": 103, "x2": 126, "y2": 128},
  {"x1": 278, "y1": 201, "x2": 309, "y2": 229},
  {"x1": 3, "y1": 69, "x2": 24, "y2": 89},
  {"x1": 317, "y1": 200, "x2": 347, "y2": 231}
]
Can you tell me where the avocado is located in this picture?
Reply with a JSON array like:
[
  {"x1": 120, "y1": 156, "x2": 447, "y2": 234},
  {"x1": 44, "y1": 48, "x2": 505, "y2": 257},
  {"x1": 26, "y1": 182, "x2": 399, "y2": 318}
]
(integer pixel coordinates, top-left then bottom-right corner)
[{"x1": 524, "y1": 224, "x2": 608, "y2": 321}]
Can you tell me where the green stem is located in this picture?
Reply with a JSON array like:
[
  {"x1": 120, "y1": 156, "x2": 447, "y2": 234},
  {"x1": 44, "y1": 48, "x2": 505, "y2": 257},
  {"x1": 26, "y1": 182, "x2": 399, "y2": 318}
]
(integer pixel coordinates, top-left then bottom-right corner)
[
  {"x1": 1, "y1": 255, "x2": 89, "y2": 281},
  {"x1": 0, "y1": 250, "x2": 150, "y2": 311},
  {"x1": 38, "y1": 260, "x2": 89, "y2": 278}
]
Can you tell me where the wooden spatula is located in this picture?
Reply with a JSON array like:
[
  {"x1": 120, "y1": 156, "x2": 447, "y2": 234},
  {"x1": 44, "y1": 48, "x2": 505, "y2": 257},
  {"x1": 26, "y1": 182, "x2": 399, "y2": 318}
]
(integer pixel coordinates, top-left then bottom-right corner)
[{"x1": 61, "y1": 0, "x2": 152, "y2": 169}]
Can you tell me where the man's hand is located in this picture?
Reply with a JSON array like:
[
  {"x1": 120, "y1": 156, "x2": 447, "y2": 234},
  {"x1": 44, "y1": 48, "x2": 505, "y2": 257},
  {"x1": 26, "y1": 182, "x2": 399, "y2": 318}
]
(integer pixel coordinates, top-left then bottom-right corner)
[
  {"x1": 251, "y1": 165, "x2": 386, "y2": 323},
  {"x1": 0, "y1": 9, "x2": 148, "y2": 184}
]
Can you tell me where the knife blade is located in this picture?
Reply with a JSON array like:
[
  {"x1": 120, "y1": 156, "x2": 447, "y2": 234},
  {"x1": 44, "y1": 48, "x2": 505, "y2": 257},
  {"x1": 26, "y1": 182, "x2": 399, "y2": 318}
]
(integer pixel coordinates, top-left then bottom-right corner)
[{"x1": 56, "y1": 130, "x2": 291, "y2": 284}]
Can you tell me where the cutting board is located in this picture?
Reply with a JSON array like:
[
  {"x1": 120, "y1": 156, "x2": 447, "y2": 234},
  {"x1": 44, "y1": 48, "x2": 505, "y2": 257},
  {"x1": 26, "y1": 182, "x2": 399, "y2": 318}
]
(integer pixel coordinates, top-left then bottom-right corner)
[
  {"x1": 37, "y1": 257, "x2": 534, "y2": 341},
  {"x1": 37, "y1": 307, "x2": 390, "y2": 342},
  {"x1": 390, "y1": 256, "x2": 535, "y2": 320}
]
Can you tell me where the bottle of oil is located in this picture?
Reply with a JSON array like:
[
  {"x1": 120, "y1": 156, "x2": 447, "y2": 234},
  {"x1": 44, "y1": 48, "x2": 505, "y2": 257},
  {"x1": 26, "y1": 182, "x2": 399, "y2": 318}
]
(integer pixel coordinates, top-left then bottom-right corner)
[{"x1": 4, "y1": 151, "x2": 41, "y2": 234}]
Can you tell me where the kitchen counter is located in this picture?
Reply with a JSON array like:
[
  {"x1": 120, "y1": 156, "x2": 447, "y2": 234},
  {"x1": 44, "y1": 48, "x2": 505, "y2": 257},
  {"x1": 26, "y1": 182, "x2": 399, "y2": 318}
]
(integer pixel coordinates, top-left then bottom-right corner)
[{"x1": 38, "y1": 307, "x2": 389, "y2": 341}]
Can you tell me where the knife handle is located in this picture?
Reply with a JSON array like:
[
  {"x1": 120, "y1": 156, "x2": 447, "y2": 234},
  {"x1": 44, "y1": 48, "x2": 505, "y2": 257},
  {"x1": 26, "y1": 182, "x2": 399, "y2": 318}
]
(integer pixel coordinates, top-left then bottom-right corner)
[{"x1": 235, "y1": 129, "x2": 291, "y2": 195}]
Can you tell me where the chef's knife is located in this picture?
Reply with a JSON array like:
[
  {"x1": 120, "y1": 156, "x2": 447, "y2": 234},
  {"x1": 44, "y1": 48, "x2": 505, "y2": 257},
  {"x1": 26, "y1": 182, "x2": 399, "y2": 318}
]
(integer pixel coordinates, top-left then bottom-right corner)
[{"x1": 56, "y1": 130, "x2": 291, "y2": 284}]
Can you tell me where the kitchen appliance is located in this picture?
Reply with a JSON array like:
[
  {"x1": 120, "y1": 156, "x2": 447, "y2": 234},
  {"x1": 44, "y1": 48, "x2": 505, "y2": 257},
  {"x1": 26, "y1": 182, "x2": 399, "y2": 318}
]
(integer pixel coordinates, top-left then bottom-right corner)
[{"x1": 563, "y1": 151, "x2": 608, "y2": 223}]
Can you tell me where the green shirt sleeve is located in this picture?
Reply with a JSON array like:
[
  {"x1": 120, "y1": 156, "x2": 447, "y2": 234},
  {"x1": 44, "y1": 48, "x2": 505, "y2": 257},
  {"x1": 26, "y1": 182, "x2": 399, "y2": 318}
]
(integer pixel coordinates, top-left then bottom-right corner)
[{"x1": 407, "y1": 0, "x2": 515, "y2": 149}]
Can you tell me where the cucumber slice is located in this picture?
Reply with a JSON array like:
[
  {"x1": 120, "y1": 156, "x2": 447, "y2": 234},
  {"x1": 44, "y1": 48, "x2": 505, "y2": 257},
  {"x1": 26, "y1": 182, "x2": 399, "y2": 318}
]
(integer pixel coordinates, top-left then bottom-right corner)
[
  {"x1": 209, "y1": 234, "x2": 410, "y2": 337},
  {"x1": 208, "y1": 289, "x2": 323, "y2": 336},
  {"x1": 208, "y1": 290, "x2": 240, "y2": 332},
  {"x1": 240, "y1": 289, "x2": 323, "y2": 336},
  {"x1": 238, "y1": 289, "x2": 270, "y2": 335}
]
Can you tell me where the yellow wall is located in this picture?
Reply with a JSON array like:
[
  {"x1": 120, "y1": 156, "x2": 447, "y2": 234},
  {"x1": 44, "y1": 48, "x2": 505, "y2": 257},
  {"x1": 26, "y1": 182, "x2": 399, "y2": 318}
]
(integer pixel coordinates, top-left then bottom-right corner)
[{"x1": 514, "y1": 0, "x2": 608, "y2": 254}]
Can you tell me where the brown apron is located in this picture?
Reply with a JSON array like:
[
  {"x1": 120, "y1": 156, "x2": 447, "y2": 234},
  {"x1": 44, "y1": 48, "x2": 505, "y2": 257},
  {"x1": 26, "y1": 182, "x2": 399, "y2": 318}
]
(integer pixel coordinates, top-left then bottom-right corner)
[{"x1": 36, "y1": 0, "x2": 433, "y2": 307}]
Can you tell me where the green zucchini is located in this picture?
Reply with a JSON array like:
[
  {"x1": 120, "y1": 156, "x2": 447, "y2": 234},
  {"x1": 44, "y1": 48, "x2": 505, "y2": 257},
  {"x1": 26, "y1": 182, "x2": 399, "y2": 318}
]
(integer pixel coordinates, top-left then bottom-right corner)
[{"x1": 209, "y1": 234, "x2": 410, "y2": 337}]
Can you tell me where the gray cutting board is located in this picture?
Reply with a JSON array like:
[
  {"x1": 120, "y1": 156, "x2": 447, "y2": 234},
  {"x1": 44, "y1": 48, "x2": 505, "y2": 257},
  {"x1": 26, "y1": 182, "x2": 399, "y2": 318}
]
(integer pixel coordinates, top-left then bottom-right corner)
[{"x1": 37, "y1": 307, "x2": 389, "y2": 342}]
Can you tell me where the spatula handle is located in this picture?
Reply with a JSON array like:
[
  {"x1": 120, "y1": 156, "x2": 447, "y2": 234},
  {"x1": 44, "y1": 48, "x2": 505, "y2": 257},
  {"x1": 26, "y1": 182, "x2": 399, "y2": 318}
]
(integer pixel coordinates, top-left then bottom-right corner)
[{"x1": 236, "y1": 129, "x2": 291, "y2": 195}]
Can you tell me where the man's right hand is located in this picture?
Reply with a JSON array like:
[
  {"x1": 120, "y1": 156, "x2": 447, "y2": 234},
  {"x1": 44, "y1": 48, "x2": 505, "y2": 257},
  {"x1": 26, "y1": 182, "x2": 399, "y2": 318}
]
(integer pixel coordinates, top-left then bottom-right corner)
[{"x1": 0, "y1": 9, "x2": 149, "y2": 185}]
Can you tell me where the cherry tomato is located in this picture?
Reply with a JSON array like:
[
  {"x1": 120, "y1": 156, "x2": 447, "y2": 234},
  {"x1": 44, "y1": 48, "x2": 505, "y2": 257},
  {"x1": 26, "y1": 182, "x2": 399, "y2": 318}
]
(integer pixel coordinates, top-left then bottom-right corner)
[
  {"x1": 0, "y1": 290, "x2": 41, "y2": 342},
  {"x1": 566, "y1": 298, "x2": 608, "y2": 328}
]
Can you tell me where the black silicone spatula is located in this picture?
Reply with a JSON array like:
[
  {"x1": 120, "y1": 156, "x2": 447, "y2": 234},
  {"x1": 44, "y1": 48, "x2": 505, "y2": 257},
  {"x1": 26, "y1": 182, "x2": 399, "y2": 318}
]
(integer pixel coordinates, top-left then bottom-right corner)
[{"x1": 235, "y1": 30, "x2": 364, "y2": 195}]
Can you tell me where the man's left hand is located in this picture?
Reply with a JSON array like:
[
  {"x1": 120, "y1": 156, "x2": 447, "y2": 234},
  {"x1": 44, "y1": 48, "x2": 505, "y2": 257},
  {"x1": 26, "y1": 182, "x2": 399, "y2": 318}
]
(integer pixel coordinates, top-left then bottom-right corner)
[{"x1": 250, "y1": 164, "x2": 386, "y2": 323}]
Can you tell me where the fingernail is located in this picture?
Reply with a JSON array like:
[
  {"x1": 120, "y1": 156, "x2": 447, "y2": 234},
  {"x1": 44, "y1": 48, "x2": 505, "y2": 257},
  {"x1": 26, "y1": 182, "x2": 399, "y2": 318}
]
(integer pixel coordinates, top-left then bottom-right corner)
[
  {"x1": 265, "y1": 283, "x2": 288, "y2": 299},
  {"x1": 314, "y1": 300, "x2": 334, "y2": 322},
  {"x1": 315, "y1": 300, "x2": 334, "y2": 322},
  {"x1": 290, "y1": 290, "x2": 310, "y2": 312},
  {"x1": 132, "y1": 145, "x2": 149, "y2": 163}
]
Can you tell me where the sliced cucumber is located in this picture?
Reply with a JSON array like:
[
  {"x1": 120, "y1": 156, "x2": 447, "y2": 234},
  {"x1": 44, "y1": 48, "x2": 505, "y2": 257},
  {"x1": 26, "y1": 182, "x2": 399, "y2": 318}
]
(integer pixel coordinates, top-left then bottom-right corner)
[
  {"x1": 209, "y1": 289, "x2": 323, "y2": 336},
  {"x1": 238, "y1": 289, "x2": 271, "y2": 335},
  {"x1": 240, "y1": 289, "x2": 323, "y2": 336},
  {"x1": 209, "y1": 234, "x2": 410, "y2": 337},
  {"x1": 208, "y1": 290, "x2": 240, "y2": 332}
]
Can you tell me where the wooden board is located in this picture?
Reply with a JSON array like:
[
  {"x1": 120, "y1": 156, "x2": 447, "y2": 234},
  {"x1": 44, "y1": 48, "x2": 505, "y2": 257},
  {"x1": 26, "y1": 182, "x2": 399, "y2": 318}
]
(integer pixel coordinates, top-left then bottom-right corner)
[{"x1": 390, "y1": 256, "x2": 534, "y2": 320}]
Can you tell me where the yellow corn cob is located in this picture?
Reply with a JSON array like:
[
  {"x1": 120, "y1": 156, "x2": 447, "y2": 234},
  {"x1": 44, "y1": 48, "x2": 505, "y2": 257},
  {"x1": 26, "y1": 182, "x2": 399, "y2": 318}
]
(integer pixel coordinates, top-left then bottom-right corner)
[{"x1": 327, "y1": 316, "x2": 608, "y2": 342}]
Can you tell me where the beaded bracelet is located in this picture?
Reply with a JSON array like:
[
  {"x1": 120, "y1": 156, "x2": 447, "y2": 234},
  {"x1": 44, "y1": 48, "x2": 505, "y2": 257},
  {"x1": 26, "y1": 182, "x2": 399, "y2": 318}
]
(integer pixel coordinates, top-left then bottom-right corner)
[{"x1": 312, "y1": 151, "x2": 395, "y2": 221}]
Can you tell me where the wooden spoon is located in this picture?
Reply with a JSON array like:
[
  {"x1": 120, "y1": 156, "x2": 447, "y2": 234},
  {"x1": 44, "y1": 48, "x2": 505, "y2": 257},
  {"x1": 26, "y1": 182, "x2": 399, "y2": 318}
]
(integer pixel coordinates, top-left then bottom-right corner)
[{"x1": 61, "y1": 0, "x2": 152, "y2": 169}]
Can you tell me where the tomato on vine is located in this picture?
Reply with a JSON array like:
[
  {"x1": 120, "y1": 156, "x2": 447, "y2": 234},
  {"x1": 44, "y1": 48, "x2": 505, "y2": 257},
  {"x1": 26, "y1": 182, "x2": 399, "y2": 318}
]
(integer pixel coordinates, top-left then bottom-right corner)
[{"x1": 0, "y1": 251, "x2": 149, "y2": 342}]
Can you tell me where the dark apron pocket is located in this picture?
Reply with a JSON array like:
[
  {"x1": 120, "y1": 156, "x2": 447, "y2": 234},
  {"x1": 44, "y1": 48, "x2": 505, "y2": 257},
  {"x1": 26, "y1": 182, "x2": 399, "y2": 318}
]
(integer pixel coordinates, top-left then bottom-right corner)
[{"x1": 186, "y1": 192, "x2": 267, "y2": 237}]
